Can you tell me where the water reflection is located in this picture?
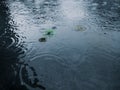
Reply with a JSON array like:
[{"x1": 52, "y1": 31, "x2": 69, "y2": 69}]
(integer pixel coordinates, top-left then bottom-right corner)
[
  {"x1": 0, "y1": 0, "x2": 45, "y2": 90},
  {"x1": 0, "y1": 0, "x2": 26, "y2": 89},
  {"x1": 88, "y1": 0, "x2": 120, "y2": 31},
  {"x1": 1, "y1": 0, "x2": 120, "y2": 90}
]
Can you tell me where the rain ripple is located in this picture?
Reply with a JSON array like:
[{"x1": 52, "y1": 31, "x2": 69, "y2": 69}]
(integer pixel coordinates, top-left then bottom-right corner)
[{"x1": 29, "y1": 53, "x2": 67, "y2": 67}]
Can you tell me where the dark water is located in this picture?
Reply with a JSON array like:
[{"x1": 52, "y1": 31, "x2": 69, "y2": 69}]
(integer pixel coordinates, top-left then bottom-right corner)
[{"x1": 0, "y1": 0, "x2": 120, "y2": 90}]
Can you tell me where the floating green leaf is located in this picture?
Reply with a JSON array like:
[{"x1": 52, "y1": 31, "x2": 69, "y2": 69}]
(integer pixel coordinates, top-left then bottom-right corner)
[
  {"x1": 44, "y1": 29, "x2": 54, "y2": 36},
  {"x1": 39, "y1": 28, "x2": 55, "y2": 42}
]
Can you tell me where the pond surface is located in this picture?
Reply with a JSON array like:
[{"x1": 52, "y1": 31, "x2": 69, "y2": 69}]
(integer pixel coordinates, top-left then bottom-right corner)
[{"x1": 0, "y1": 0, "x2": 120, "y2": 90}]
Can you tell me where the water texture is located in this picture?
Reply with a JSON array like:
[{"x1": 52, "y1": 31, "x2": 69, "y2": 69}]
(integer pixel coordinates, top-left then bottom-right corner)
[{"x1": 0, "y1": 0, "x2": 120, "y2": 90}]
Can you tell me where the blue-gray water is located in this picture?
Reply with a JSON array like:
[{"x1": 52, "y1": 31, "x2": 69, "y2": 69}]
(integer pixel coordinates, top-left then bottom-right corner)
[{"x1": 0, "y1": 0, "x2": 120, "y2": 90}]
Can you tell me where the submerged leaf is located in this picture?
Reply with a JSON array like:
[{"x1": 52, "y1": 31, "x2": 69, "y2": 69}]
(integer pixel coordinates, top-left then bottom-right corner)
[
  {"x1": 39, "y1": 37, "x2": 47, "y2": 42},
  {"x1": 75, "y1": 26, "x2": 86, "y2": 31}
]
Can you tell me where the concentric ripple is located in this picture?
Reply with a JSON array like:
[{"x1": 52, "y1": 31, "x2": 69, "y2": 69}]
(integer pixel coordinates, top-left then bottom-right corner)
[
  {"x1": 19, "y1": 64, "x2": 46, "y2": 90},
  {"x1": 0, "y1": 33, "x2": 21, "y2": 48},
  {"x1": 29, "y1": 53, "x2": 67, "y2": 67}
]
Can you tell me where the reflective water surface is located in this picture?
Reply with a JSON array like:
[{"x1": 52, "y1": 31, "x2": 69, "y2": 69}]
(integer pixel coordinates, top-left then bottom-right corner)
[{"x1": 0, "y1": 0, "x2": 120, "y2": 90}]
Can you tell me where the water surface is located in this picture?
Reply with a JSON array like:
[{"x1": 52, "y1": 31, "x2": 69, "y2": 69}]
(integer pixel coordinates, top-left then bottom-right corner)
[{"x1": 0, "y1": 0, "x2": 120, "y2": 90}]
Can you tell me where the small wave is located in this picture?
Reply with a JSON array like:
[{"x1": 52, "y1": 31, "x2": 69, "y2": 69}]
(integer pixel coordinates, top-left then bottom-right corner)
[{"x1": 29, "y1": 53, "x2": 67, "y2": 67}]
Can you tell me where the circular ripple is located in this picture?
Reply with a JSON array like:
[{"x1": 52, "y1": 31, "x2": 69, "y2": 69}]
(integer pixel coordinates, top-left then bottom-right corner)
[
  {"x1": 29, "y1": 53, "x2": 67, "y2": 67},
  {"x1": 6, "y1": 37, "x2": 16, "y2": 48},
  {"x1": 19, "y1": 64, "x2": 46, "y2": 90},
  {"x1": 0, "y1": 36, "x2": 16, "y2": 48}
]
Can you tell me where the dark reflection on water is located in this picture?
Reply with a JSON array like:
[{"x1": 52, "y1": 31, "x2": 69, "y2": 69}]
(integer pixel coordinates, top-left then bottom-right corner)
[
  {"x1": 0, "y1": 0, "x2": 45, "y2": 90},
  {"x1": 0, "y1": 0, "x2": 25, "y2": 89}
]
